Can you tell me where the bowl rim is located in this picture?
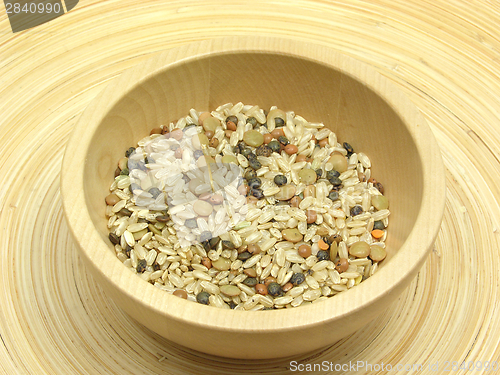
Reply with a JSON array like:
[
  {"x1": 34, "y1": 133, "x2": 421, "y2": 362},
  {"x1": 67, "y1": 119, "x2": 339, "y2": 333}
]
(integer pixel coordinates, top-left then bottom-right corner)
[{"x1": 61, "y1": 36, "x2": 446, "y2": 332}]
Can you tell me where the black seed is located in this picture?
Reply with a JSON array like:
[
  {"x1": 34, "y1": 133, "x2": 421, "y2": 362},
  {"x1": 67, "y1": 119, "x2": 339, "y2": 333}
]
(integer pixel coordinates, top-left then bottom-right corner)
[
  {"x1": 136, "y1": 259, "x2": 147, "y2": 273},
  {"x1": 124, "y1": 244, "x2": 132, "y2": 257},
  {"x1": 246, "y1": 152, "x2": 257, "y2": 160},
  {"x1": 323, "y1": 236, "x2": 332, "y2": 246},
  {"x1": 326, "y1": 170, "x2": 340, "y2": 180},
  {"x1": 246, "y1": 117, "x2": 258, "y2": 126},
  {"x1": 315, "y1": 169, "x2": 323, "y2": 179},
  {"x1": 247, "y1": 177, "x2": 262, "y2": 189},
  {"x1": 118, "y1": 208, "x2": 132, "y2": 216},
  {"x1": 200, "y1": 231, "x2": 213, "y2": 242},
  {"x1": 244, "y1": 169, "x2": 257, "y2": 180},
  {"x1": 350, "y1": 205, "x2": 363, "y2": 217},
  {"x1": 274, "y1": 117, "x2": 285, "y2": 127},
  {"x1": 148, "y1": 187, "x2": 162, "y2": 199},
  {"x1": 241, "y1": 147, "x2": 253, "y2": 157},
  {"x1": 329, "y1": 176, "x2": 342, "y2": 186},
  {"x1": 128, "y1": 184, "x2": 142, "y2": 193},
  {"x1": 343, "y1": 142, "x2": 354, "y2": 155},
  {"x1": 237, "y1": 251, "x2": 252, "y2": 260},
  {"x1": 209, "y1": 236, "x2": 220, "y2": 249},
  {"x1": 222, "y1": 240, "x2": 235, "y2": 249},
  {"x1": 229, "y1": 301, "x2": 237, "y2": 309},
  {"x1": 255, "y1": 144, "x2": 272, "y2": 157},
  {"x1": 248, "y1": 158, "x2": 262, "y2": 170},
  {"x1": 328, "y1": 191, "x2": 339, "y2": 201},
  {"x1": 152, "y1": 262, "x2": 161, "y2": 271},
  {"x1": 268, "y1": 140, "x2": 281, "y2": 153},
  {"x1": 144, "y1": 156, "x2": 155, "y2": 164},
  {"x1": 273, "y1": 174, "x2": 287, "y2": 186},
  {"x1": 185, "y1": 218, "x2": 197, "y2": 229},
  {"x1": 226, "y1": 115, "x2": 238, "y2": 124},
  {"x1": 243, "y1": 277, "x2": 258, "y2": 287},
  {"x1": 373, "y1": 220, "x2": 385, "y2": 230},
  {"x1": 267, "y1": 282, "x2": 282, "y2": 297},
  {"x1": 278, "y1": 135, "x2": 289, "y2": 146},
  {"x1": 156, "y1": 214, "x2": 170, "y2": 222},
  {"x1": 202, "y1": 240, "x2": 211, "y2": 251},
  {"x1": 109, "y1": 233, "x2": 120, "y2": 245},
  {"x1": 120, "y1": 168, "x2": 129, "y2": 176},
  {"x1": 290, "y1": 273, "x2": 306, "y2": 286},
  {"x1": 193, "y1": 150, "x2": 204, "y2": 160},
  {"x1": 317, "y1": 250, "x2": 330, "y2": 261},
  {"x1": 250, "y1": 188, "x2": 264, "y2": 199},
  {"x1": 125, "y1": 147, "x2": 135, "y2": 157},
  {"x1": 331, "y1": 184, "x2": 342, "y2": 192},
  {"x1": 196, "y1": 291, "x2": 210, "y2": 305},
  {"x1": 374, "y1": 182, "x2": 384, "y2": 194}
]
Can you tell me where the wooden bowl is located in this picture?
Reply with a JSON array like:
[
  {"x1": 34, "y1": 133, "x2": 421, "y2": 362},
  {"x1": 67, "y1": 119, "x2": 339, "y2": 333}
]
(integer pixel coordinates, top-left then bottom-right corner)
[{"x1": 61, "y1": 37, "x2": 445, "y2": 359}]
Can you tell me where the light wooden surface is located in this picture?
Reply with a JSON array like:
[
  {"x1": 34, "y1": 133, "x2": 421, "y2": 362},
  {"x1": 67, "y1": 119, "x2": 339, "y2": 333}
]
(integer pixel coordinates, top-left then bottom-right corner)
[{"x1": 0, "y1": 0, "x2": 499, "y2": 373}]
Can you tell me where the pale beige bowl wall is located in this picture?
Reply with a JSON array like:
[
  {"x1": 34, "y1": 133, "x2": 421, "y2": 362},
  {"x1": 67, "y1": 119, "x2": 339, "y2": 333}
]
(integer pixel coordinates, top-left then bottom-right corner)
[{"x1": 61, "y1": 38, "x2": 445, "y2": 359}]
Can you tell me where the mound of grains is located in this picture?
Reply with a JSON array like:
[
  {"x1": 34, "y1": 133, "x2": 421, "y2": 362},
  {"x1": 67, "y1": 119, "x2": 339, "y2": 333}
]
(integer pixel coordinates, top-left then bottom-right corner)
[{"x1": 105, "y1": 103, "x2": 390, "y2": 310}]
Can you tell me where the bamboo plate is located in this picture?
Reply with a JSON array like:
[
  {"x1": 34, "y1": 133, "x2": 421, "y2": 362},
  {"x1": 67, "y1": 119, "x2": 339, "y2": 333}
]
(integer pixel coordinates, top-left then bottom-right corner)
[{"x1": 1, "y1": 0, "x2": 499, "y2": 373}]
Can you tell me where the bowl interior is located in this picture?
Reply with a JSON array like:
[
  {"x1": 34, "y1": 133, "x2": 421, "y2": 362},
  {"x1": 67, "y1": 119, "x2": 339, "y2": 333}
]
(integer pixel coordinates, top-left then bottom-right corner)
[{"x1": 85, "y1": 51, "x2": 422, "y2": 265}]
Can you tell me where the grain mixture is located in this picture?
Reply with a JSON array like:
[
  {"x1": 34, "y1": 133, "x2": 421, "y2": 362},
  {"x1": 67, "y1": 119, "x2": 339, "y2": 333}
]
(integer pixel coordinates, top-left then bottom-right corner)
[{"x1": 105, "y1": 103, "x2": 390, "y2": 310}]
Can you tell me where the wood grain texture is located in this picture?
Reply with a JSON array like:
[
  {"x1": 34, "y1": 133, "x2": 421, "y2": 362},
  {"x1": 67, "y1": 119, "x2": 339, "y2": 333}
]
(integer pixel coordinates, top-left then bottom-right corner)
[{"x1": 0, "y1": 0, "x2": 499, "y2": 372}]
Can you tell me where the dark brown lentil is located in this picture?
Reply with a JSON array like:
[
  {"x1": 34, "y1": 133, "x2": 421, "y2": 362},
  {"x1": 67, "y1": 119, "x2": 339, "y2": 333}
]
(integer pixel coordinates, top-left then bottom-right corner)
[
  {"x1": 222, "y1": 240, "x2": 235, "y2": 249},
  {"x1": 196, "y1": 291, "x2": 210, "y2": 305},
  {"x1": 267, "y1": 140, "x2": 281, "y2": 153},
  {"x1": 277, "y1": 135, "x2": 289, "y2": 145},
  {"x1": 226, "y1": 115, "x2": 238, "y2": 124},
  {"x1": 247, "y1": 177, "x2": 262, "y2": 189},
  {"x1": 267, "y1": 282, "x2": 282, "y2": 297},
  {"x1": 373, "y1": 220, "x2": 385, "y2": 230},
  {"x1": 125, "y1": 147, "x2": 135, "y2": 157},
  {"x1": 274, "y1": 117, "x2": 285, "y2": 127},
  {"x1": 290, "y1": 273, "x2": 305, "y2": 285},
  {"x1": 350, "y1": 205, "x2": 363, "y2": 217},
  {"x1": 136, "y1": 259, "x2": 147, "y2": 273},
  {"x1": 246, "y1": 117, "x2": 258, "y2": 126},
  {"x1": 328, "y1": 191, "x2": 339, "y2": 201},
  {"x1": 237, "y1": 252, "x2": 252, "y2": 261},
  {"x1": 273, "y1": 174, "x2": 287, "y2": 186},
  {"x1": 109, "y1": 233, "x2": 120, "y2": 245},
  {"x1": 255, "y1": 144, "x2": 272, "y2": 157},
  {"x1": 119, "y1": 208, "x2": 132, "y2": 216},
  {"x1": 250, "y1": 188, "x2": 264, "y2": 199},
  {"x1": 316, "y1": 250, "x2": 330, "y2": 261},
  {"x1": 242, "y1": 277, "x2": 258, "y2": 287}
]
